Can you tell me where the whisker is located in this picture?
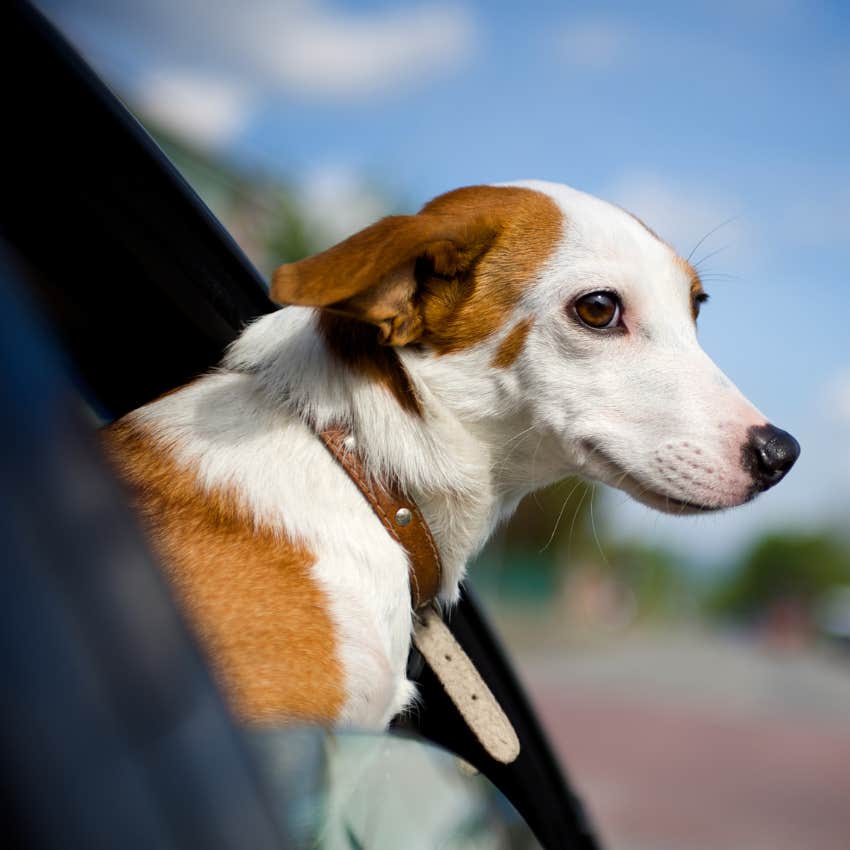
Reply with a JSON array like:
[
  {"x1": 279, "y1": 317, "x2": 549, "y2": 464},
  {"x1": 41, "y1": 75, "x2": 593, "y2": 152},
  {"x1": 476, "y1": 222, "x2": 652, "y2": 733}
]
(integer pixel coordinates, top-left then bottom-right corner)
[
  {"x1": 492, "y1": 423, "x2": 537, "y2": 474},
  {"x1": 697, "y1": 272, "x2": 740, "y2": 282},
  {"x1": 530, "y1": 432, "x2": 545, "y2": 478},
  {"x1": 686, "y1": 216, "x2": 739, "y2": 263},
  {"x1": 539, "y1": 478, "x2": 585, "y2": 553},
  {"x1": 693, "y1": 244, "x2": 730, "y2": 270},
  {"x1": 567, "y1": 486, "x2": 589, "y2": 561},
  {"x1": 589, "y1": 485, "x2": 611, "y2": 569},
  {"x1": 502, "y1": 423, "x2": 536, "y2": 448}
]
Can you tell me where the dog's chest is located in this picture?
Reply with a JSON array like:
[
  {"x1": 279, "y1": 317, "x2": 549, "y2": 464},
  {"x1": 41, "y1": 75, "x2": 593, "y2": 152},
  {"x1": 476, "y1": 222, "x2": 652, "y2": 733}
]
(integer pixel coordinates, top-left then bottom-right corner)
[{"x1": 128, "y1": 372, "x2": 420, "y2": 727}]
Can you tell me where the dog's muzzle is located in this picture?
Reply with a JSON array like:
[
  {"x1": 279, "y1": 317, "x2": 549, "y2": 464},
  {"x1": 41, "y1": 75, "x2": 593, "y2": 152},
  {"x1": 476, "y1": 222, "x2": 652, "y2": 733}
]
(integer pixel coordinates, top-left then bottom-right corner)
[{"x1": 743, "y1": 424, "x2": 801, "y2": 492}]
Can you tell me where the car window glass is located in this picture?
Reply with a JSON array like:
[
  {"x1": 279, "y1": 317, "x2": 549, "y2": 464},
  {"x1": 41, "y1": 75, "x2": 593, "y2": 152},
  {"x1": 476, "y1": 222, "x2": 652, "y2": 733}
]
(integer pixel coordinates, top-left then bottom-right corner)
[{"x1": 249, "y1": 728, "x2": 542, "y2": 850}]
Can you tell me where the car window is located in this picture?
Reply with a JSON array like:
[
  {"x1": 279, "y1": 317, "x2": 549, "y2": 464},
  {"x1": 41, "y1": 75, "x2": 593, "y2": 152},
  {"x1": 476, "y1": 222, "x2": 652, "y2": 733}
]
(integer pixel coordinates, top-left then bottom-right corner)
[{"x1": 249, "y1": 728, "x2": 542, "y2": 850}]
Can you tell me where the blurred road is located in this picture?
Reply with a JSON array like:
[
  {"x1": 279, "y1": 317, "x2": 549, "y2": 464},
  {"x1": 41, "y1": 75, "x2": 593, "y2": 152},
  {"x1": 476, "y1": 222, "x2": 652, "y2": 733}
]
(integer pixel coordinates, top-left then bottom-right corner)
[{"x1": 515, "y1": 633, "x2": 850, "y2": 850}]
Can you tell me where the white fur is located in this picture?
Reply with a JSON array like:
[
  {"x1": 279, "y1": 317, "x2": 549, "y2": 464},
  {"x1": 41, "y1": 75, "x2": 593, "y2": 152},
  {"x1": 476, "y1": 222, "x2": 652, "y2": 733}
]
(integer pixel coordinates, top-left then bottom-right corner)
[
  {"x1": 505, "y1": 180, "x2": 766, "y2": 512},
  {"x1": 128, "y1": 180, "x2": 773, "y2": 727}
]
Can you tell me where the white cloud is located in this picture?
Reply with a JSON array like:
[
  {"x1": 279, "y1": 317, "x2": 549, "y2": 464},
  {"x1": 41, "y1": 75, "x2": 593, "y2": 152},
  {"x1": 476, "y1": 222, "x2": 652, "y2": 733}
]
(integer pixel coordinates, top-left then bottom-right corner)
[
  {"x1": 134, "y1": 71, "x2": 252, "y2": 149},
  {"x1": 44, "y1": 0, "x2": 477, "y2": 143},
  {"x1": 558, "y1": 18, "x2": 631, "y2": 70},
  {"x1": 606, "y1": 172, "x2": 753, "y2": 268},
  {"x1": 295, "y1": 165, "x2": 391, "y2": 246},
  {"x1": 256, "y1": 4, "x2": 476, "y2": 98}
]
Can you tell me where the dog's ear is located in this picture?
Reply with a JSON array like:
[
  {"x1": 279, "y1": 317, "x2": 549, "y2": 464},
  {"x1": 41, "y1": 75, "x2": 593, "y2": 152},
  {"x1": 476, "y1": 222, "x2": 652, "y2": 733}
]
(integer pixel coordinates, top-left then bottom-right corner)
[{"x1": 270, "y1": 212, "x2": 498, "y2": 346}]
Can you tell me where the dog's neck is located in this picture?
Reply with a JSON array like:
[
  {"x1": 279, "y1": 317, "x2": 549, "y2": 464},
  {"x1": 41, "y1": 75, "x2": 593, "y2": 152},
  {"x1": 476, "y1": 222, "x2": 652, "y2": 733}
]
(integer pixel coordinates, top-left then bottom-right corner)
[{"x1": 225, "y1": 307, "x2": 557, "y2": 598}]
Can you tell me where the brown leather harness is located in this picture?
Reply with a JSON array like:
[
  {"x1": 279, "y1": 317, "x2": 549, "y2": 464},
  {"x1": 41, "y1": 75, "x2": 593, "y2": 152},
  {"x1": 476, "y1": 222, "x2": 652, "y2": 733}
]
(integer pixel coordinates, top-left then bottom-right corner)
[{"x1": 319, "y1": 425, "x2": 443, "y2": 610}]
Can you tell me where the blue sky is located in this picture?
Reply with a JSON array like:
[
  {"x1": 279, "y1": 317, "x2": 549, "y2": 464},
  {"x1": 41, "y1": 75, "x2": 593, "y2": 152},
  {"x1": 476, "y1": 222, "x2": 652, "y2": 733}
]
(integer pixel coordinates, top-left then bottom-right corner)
[{"x1": 40, "y1": 0, "x2": 850, "y2": 566}]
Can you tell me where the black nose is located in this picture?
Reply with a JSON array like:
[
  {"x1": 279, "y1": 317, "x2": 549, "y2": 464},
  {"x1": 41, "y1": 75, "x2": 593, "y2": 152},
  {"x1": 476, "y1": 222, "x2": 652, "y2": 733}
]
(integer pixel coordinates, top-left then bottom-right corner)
[{"x1": 744, "y1": 424, "x2": 800, "y2": 491}]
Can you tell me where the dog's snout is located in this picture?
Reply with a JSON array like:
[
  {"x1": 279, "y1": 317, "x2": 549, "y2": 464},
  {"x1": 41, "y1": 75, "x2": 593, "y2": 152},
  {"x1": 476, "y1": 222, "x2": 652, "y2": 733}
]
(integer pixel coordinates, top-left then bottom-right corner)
[{"x1": 744, "y1": 424, "x2": 800, "y2": 491}]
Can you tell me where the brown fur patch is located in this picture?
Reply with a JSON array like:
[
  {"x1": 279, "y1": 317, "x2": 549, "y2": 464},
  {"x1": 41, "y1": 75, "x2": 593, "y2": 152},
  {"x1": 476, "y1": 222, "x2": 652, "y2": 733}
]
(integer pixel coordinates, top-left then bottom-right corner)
[
  {"x1": 102, "y1": 419, "x2": 345, "y2": 724},
  {"x1": 683, "y1": 260, "x2": 705, "y2": 321},
  {"x1": 270, "y1": 211, "x2": 498, "y2": 347},
  {"x1": 491, "y1": 317, "x2": 533, "y2": 368},
  {"x1": 318, "y1": 312, "x2": 423, "y2": 416},
  {"x1": 272, "y1": 185, "x2": 562, "y2": 358},
  {"x1": 416, "y1": 186, "x2": 563, "y2": 354}
]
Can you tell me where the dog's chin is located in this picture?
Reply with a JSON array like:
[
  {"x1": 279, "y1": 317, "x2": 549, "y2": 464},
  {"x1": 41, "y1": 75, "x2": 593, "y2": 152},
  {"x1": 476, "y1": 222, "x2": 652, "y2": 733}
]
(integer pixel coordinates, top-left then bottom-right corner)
[
  {"x1": 580, "y1": 444, "x2": 732, "y2": 516},
  {"x1": 627, "y1": 485, "x2": 727, "y2": 516}
]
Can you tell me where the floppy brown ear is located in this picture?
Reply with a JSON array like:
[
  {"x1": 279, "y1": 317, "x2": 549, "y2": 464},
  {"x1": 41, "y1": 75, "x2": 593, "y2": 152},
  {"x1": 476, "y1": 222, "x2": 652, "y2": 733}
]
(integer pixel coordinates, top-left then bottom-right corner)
[{"x1": 270, "y1": 212, "x2": 498, "y2": 346}]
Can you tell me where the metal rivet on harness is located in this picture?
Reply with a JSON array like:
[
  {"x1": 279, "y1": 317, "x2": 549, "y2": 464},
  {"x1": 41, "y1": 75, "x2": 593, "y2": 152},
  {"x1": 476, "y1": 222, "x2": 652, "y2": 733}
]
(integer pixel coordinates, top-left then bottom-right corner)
[{"x1": 395, "y1": 507, "x2": 412, "y2": 526}]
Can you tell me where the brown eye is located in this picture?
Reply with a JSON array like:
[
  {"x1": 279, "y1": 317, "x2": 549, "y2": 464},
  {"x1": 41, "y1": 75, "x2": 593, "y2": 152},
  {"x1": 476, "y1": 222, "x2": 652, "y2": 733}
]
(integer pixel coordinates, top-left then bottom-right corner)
[
  {"x1": 574, "y1": 291, "x2": 622, "y2": 329},
  {"x1": 692, "y1": 291, "x2": 710, "y2": 319}
]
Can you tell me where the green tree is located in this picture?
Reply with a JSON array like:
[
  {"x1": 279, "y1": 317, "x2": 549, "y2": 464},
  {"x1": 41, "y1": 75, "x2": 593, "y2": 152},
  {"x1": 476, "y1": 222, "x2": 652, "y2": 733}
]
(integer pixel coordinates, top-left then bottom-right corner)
[
  {"x1": 708, "y1": 531, "x2": 850, "y2": 622},
  {"x1": 264, "y1": 192, "x2": 321, "y2": 265}
]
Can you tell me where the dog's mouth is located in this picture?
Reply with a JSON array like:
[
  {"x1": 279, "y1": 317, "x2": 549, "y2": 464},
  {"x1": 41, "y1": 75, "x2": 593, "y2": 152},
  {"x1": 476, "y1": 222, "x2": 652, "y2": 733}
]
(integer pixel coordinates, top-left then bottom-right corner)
[{"x1": 580, "y1": 441, "x2": 727, "y2": 516}]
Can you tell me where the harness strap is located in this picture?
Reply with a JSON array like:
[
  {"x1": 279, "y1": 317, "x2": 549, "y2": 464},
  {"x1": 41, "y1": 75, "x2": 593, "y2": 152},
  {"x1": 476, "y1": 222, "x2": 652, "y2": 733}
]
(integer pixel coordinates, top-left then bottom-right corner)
[
  {"x1": 317, "y1": 424, "x2": 520, "y2": 764},
  {"x1": 413, "y1": 606, "x2": 521, "y2": 764},
  {"x1": 318, "y1": 425, "x2": 442, "y2": 610}
]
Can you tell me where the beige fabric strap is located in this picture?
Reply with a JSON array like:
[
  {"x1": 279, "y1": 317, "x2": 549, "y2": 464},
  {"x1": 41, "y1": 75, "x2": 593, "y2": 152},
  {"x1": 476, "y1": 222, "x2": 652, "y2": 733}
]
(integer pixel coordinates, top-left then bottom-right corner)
[{"x1": 414, "y1": 606, "x2": 521, "y2": 764}]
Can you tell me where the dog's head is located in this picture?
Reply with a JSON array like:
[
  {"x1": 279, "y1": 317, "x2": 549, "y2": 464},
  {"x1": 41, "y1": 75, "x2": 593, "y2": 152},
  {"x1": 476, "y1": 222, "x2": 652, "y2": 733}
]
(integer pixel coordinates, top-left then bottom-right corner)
[{"x1": 271, "y1": 180, "x2": 799, "y2": 514}]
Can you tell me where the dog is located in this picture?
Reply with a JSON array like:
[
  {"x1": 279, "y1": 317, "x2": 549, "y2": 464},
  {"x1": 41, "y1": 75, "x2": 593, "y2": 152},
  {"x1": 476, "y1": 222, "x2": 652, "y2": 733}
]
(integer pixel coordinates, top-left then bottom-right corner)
[{"x1": 103, "y1": 180, "x2": 799, "y2": 729}]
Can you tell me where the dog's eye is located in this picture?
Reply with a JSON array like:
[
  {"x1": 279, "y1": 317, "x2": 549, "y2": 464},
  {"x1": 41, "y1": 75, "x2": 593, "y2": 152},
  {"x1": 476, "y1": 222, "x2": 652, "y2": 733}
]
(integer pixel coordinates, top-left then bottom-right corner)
[
  {"x1": 692, "y1": 291, "x2": 710, "y2": 319},
  {"x1": 574, "y1": 291, "x2": 622, "y2": 329}
]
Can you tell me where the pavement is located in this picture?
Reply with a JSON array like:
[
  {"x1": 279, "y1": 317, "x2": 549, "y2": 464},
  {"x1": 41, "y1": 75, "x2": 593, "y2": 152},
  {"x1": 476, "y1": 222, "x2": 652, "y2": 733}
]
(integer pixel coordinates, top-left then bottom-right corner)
[{"x1": 508, "y1": 630, "x2": 850, "y2": 850}]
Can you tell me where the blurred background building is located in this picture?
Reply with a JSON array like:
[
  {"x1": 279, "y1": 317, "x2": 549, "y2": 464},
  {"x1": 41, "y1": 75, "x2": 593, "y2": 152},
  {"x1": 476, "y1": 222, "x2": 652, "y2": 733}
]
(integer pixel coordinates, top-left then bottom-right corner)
[{"x1": 36, "y1": 2, "x2": 850, "y2": 848}]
